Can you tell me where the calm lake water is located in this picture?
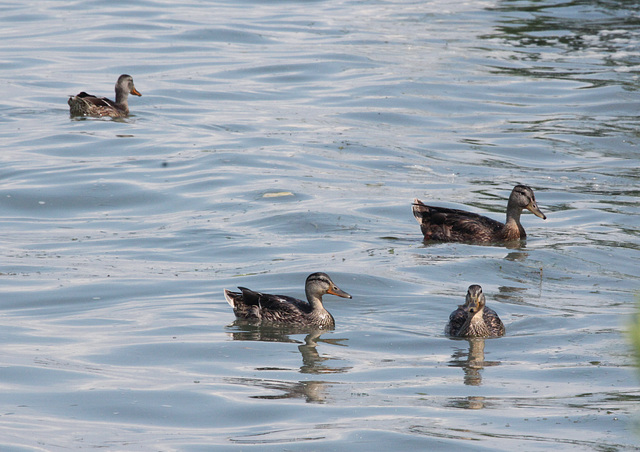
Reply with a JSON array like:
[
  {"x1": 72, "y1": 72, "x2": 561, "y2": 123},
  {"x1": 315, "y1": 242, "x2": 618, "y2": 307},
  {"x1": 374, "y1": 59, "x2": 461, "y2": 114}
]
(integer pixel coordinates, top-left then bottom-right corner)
[{"x1": 1, "y1": 0, "x2": 639, "y2": 450}]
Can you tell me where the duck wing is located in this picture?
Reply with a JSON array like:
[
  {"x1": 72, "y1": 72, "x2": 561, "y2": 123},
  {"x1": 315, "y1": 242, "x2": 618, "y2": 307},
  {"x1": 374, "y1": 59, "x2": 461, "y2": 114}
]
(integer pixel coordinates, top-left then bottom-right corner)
[
  {"x1": 75, "y1": 92, "x2": 117, "y2": 109},
  {"x1": 413, "y1": 200, "x2": 504, "y2": 242},
  {"x1": 445, "y1": 306, "x2": 468, "y2": 336},
  {"x1": 482, "y1": 306, "x2": 505, "y2": 337},
  {"x1": 234, "y1": 288, "x2": 312, "y2": 323}
]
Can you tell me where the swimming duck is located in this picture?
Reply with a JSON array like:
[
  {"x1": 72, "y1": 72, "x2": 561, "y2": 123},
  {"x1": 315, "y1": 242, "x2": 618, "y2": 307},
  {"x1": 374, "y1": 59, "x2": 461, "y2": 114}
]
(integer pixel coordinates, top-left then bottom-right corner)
[
  {"x1": 68, "y1": 74, "x2": 141, "y2": 118},
  {"x1": 224, "y1": 272, "x2": 352, "y2": 328},
  {"x1": 412, "y1": 184, "x2": 546, "y2": 243},
  {"x1": 446, "y1": 285, "x2": 505, "y2": 338}
]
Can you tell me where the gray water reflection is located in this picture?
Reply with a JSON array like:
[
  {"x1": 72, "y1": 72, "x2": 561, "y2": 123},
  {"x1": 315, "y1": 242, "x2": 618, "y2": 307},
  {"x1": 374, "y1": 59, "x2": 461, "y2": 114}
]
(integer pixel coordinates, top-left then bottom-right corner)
[
  {"x1": 504, "y1": 249, "x2": 529, "y2": 261},
  {"x1": 495, "y1": 285, "x2": 528, "y2": 304},
  {"x1": 487, "y1": 0, "x2": 640, "y2": 89},
  {"x1": 231, "y1": 377, "x2": 332, "y2": 404},
  {"x1": 447, "y1": 396, "x2": 490, "y2": 411}
]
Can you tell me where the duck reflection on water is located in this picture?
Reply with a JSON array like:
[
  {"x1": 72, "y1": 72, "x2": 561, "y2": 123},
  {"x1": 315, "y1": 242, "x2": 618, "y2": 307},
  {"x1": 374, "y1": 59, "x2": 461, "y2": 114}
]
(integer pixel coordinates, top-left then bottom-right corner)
[
  {"x1": 227, "y1": 324, "x2": 349, "y2": 374},
  {"x1": 448, "y1": 337, "x2": 501, "y2": 387},
  {"x1": 226, "y1": 325, "x2": 350, "y2": 403}
]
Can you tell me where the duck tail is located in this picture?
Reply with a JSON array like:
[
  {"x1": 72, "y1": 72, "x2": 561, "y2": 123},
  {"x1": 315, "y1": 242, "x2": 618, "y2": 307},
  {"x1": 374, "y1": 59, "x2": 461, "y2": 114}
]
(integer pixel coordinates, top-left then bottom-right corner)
[
  {"x1": 412, "y1": 198, "x2": 428, "y2": 223},
  {"x1": 223, "y1": 289, "x2": 236, "y2": 307}
]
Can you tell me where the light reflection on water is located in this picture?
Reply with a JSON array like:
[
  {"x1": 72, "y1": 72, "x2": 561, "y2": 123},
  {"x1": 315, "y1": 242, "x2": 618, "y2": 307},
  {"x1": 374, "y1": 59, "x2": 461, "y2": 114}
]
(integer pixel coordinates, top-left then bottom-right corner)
[{"x1": 0, "y1": 0, "x2": 639, "y2": 450}]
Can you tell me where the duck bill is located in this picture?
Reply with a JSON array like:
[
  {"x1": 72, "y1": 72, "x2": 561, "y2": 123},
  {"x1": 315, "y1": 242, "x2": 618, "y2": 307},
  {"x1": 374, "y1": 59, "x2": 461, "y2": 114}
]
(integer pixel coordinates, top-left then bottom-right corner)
[
  {"x1": 131, "y1": 86, "x2": 142, "y2": 97},
  {"x1": 465, "y1": 302, "x2": 479, "y2": 315},
  {"x1": 328, "y1": 287, "x2": 352, "y2": 299},
  {"x1": 526, "y1": 202, "x2": 546, "y2": 220},
  {"x1": 465, "y1": 294, "x2": 481, "y2": 315}
]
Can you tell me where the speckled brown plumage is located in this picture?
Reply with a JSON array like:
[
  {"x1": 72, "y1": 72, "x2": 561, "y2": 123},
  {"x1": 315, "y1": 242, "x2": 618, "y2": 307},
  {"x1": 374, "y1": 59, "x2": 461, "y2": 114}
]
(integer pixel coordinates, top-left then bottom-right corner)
[
  {"x1": 224, "y1": 272, "x2": 352, "y2": 328},
  {"x1": 446, "y1": 285, "x2": 505, "y2": 338},
  {"x1": 68, "y1": 74, "x2": 141, "y2": 118},
  {"x1": 412, "y1": 185, "x2": 546, "y2": 243}
]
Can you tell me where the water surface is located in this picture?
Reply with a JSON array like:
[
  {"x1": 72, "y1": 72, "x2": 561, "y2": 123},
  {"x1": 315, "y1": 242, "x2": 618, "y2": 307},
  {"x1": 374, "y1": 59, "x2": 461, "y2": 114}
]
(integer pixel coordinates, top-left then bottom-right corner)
[{"x1": 0, "y1": 0, "x2": 639, "y2": 450}]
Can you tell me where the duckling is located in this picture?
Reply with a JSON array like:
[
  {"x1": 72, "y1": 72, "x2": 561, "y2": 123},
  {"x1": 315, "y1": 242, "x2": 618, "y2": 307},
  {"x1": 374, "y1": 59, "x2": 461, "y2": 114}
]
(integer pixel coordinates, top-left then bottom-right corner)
[
  {"x1": 446, "y1": 285, "x2": 505, "y2": 338},
  {"x1": 68, "y1": 74, "x2": 141, "y2": 118},
  {"x1": 412, "y1": 184, "x2": 546, "y2": 243},
  {"x1": 224, "y1": 272, "x2": 352, "y2": 328}
]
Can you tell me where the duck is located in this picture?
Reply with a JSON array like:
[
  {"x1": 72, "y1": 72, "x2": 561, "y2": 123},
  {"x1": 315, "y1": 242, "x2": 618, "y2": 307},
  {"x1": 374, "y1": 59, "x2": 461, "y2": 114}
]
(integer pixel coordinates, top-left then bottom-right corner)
[
  {"x1": 412, "y1": 184, "x2": 546, "y2": 243},
  {"x1": 446, "y1": 285, "x2": 505, "y2": 338},
  {"x1": 224, "y1": 272, "x2": 352, "y2": 328},
  {"x1": 68, "y1": 74, "x2": 141, "y2": 118}
]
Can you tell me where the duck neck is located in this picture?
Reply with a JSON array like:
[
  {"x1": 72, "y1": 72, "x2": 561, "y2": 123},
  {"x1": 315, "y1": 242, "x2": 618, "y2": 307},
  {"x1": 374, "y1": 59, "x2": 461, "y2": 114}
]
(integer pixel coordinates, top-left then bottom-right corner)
[
  {"x1": 115, "y1": 90, "x2": 129, "y2": 109},
  {"x1": 305, "y1": 288, "x2": 326, "y2": 312},
  {"x1": 504, "y1": 205, "x2": 525, "y2": 239}
]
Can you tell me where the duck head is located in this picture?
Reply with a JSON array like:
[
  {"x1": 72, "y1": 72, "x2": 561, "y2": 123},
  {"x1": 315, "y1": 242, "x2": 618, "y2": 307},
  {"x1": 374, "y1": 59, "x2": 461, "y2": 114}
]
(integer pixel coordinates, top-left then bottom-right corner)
[
  {"x1": 305, "y1": 272, "x2": 352, "y2": 301},
  {"x1": 115, "y1": 74, "x2": 141, "y2": 103},
  {"x1": 510, "y1": 185, "x2": 546, "y2": 219},
  {"x1": 463, "y1": 284, "x2": 486, "y2": 318}
]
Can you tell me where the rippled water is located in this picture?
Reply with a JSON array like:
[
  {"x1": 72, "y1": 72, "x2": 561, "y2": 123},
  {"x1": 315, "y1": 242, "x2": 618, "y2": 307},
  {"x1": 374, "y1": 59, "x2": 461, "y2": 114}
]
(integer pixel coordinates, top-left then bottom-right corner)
[{"x1": 1, "y1": 0, "x2": 639, "y2": 450}]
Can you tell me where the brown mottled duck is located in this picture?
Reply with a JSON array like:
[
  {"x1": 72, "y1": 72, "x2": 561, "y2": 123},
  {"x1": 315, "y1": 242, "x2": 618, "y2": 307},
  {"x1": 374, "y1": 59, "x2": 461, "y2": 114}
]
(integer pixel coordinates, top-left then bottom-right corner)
[
  {"x1": 68, "y1": 74, "x2": 141, "y2": 118},
  {"x1": 412, "y1": 184, "x2": 546, "y2": 243},
  {"x1": 446, "y1": 285, "x2": 505, "y2": 338},
  {"x1": 224, "y1": 272, "x2": 352, "y2": 328}
]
